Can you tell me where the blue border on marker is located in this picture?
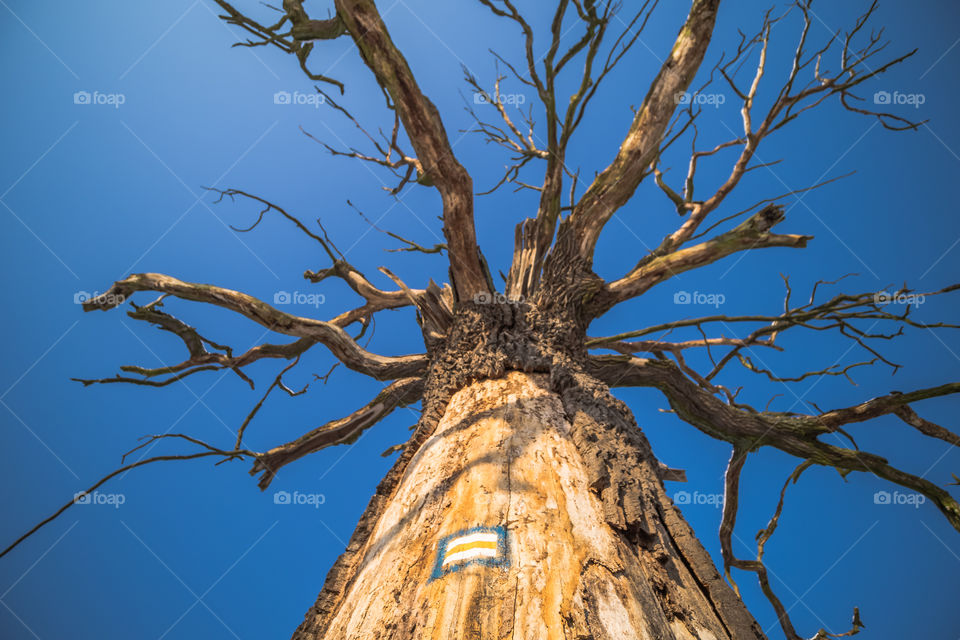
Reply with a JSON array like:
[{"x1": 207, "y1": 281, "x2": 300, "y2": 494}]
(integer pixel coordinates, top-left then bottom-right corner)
[{"x1": 430, "y1": 525, "x2": 508, "y2": 581}]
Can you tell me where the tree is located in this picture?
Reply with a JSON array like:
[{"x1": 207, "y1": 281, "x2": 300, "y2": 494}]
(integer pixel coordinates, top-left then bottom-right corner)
[{"x1": 3, "y1": 0, "x2": 958, "y2": 638}]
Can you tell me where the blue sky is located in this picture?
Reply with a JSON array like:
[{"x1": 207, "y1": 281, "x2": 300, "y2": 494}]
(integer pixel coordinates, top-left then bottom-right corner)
[{"x1": 1, "y1": 1, "x2": 958, "y2": 638}]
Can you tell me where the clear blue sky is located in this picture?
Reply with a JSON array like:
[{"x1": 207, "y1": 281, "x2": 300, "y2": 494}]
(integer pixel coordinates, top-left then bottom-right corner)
[{"x1": 1, "y1": 1, "x2": 958, "y2": 638}]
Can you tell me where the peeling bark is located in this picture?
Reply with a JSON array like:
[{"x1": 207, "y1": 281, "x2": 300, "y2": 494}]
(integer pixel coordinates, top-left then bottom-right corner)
[{"x1": 292, "y1": 367, "x2": 763, "y2": 639}]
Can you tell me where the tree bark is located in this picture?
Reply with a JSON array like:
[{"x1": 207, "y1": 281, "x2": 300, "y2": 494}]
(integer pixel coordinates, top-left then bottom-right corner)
[{"x1": 292, "y1": 370, "x2": 764, "y2": 639}]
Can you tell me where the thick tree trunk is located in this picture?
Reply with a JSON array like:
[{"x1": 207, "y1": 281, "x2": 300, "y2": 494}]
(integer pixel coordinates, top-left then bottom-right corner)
[{"x1": 292, "y1": 369, "x2": 764, "y2": 639}]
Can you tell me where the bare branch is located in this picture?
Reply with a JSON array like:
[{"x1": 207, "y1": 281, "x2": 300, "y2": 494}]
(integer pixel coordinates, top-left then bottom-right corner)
[
  {"x1": 590, "y1": 280, "x2": 960, "y2": 382},
  {"x1": 212, "y1": 0, "x2": 347, "y2": 90},
  {"x1": 598, "y1": 205, "x2": 810, "y2": 311},
  {"x1": 213, "y1": 0, "x2": 489, "y2": 300},
  {"x1": 719, "y1": 455, "x2": 820, "y2": 640},
  {"x1": 349, "y1": 200, "x2": 446, "y2": 255},
  {"x1": 251, "y1": 376, "x2": 424, "y2": 488},
  {"x1": 719, "y1": 454, "x2": 866, "y2": 640},
  {"x1": 0, "y1": 435, "x2": 256, "y2": 560},
  {"x1": 83, "y1": 273, "x2": 427, "y2": 380},
  {"x1": 589, "y1": 355, "x2": 960, "y2": 531},
  {"x1": 622, "y1": 2, "x2": 920, "y2": 279},
  {"x1": 71, "y1": 298, "x2": 315, "y2": 389},
  {"x1": 236, "y1": 356, "x2": 309, "y2": 450},
  {"x1": 334, "y1": 0, "x2": 489, "y2": 301},
  {"x1": 562, "y1": 0, "x2": 720, "y2": 260},
  {"x1": 299, "y1": 93, "x2": 425, "y2": 195}
]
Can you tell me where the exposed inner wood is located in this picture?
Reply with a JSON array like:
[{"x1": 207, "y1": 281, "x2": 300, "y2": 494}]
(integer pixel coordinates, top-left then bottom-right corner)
[{"x1": 292, "y1": 371, "x2": 764, "y2": 639}]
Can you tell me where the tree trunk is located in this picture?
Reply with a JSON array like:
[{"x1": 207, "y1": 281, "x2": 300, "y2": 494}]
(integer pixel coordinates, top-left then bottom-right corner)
[{"x1": 291, "y1": 370, "x2": 764, "y2": 639}]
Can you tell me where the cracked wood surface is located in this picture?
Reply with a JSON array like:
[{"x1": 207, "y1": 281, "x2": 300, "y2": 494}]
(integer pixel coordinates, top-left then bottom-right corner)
[{"x1": 294, "y1": 372, "x2": 762, "y2": 639}]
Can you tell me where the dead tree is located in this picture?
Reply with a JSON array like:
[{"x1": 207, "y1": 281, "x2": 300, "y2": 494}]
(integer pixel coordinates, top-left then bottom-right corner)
[{"x1": 4, "y1": 1, "x2": 957, "y2": 638}]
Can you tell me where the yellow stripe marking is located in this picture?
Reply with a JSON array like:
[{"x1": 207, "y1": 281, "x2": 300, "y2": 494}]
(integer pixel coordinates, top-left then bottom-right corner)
[{"x1": 444, "y1": 540, "x2": 498, "y2": 558}]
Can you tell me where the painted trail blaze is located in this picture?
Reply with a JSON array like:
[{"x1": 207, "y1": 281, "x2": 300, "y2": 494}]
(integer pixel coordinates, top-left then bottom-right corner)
[{"x1": 431, "y1": 526, "x2": 508, "y2": 579}]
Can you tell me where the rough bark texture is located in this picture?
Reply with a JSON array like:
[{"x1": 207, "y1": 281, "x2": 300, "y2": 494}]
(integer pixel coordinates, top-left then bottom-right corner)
[
  {"x1": 290, "y1": 302, "x2": 764, "y2": 639},
  {"x1": 335, "y1": 0, "x2": 490, "y2": 301},
  {"x1": 564, "y1": 0, "x2": 720, "y2": 260}
]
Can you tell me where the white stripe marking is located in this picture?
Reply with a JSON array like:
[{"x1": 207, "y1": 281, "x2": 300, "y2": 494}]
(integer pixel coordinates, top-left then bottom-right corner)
[
  {"x1": 445, "y1": 532, "x2": 499, "y2": 549},
  {"x1": 442, "y1": 547, "x2": 498, "y2": 566}
]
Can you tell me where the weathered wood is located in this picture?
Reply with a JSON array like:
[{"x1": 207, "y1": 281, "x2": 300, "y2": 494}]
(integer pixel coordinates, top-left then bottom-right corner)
[
  {"x1": 292, "y1": 371, "x2": 764, "y2": 639},
  {"x1": 334, "y1": 0, "x2": 490, "y2": 302},
  {"x1": 83, "y1": 273, "x2": 428, "y2": 380},
  {"x1": 251, "y1": 377, "x2": 425, "y2": 489},
  {"x1": 563, "y1": 0, "x2": 720, "y2": 261}
]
